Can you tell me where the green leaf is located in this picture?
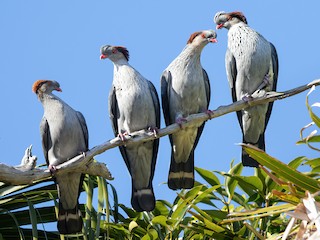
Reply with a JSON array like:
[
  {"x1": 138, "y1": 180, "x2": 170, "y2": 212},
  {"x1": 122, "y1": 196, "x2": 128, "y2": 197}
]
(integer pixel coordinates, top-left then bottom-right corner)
[
  {"x1": 236, "y1": 225, "x2": 247, "y2": 236},
  {"x1": 0, "y1": 183, "x2": 57, "y2": 211},
  {"x1": 288, "y1": 156, "x2": 307, "y2": 169},
  {"x1": 242, "y1": 144, "x2": 320, "y2": 193},
  {"x1": 151, "y1": 215, "x2": 168, "y2": 228},
  {"x1": 183, "y1": 185, "x2": 206, "y2": 200},
  {"x1": 26, "y1": 198, "x2": 38, "y2": 239},
  {"x1": 97, "y1": 177, "x2": 105, "y2": 214},
  {"x1": 191, "y1": 185, "x2": 223, "y2": 212},
  {"x1": 304, "y1": 158, "x2": 320, "y2": 169},
  {"x1": 118, "y1": 204, "x2": 140, "y2": 218},
  {"x1": 107, "y1": 182, "x2": 119, "y2": 223},
  {"x1": 142, "y1": 228, "x2": 158, "y2": 240},
  {"x1": 272, "y1": 191, "x2": 301, "y2": 204},
  {"x1": 224, "y1": 163, "x2": 243, "y2": 203},
  {"x1": 306, "y1": 86, "x2": 320, "y2": 128},
  {"x1": 254, "y1": 168, "x2": 267, "y2": 191},
  {"x1": 195, "y1": 167, "x2": 221, "y2": 187},
  {"x1": 153, "y1": 200, "x2": 171, "y2": 217},
  {"x1": 170, "y1": 185, "x2": 216, "y2": 232},
  {"x1": 297, "y1": 135, "x2": 320, "y2": 144},
  {"x1": 83, "y1": 175, "x2": 96, "y2": 237},
  {"x1": 192, "y1": 185, "x2": 222, "y2": 205},
  {"x1": 231, "y1": 176, "x2": 264, "y2": 203},
  {"x1": 0, "y1": 185, "x2": 31, "y2": 198},
  {"x1": 221, "y1": 203, "x2": 295, "y2": 224},
  {"x1": 0, "y1": 208, "x2": 25, "y2": 239},
  {"x1": 171, "y1": 186, "x2": 202, "y2": 221},
  {"x1": 129, "y1": 220, "x2": 138, "y2": 232},
  {"x1": 312, "y1": 166, "x2": 320, "y2": 173},
  {"x1": 233, "y1": 176, "x2": 263, "y2": 193},
  {"x1": 199, "y1": 209, "x2": 228, "y2": 223},
  {"x1": 188, "y1": 210, "x2": 226, "y2": 233}
]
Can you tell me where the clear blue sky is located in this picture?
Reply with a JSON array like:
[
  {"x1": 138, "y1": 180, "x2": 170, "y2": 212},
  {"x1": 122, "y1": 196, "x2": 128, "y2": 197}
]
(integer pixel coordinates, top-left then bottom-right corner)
[{"x1": 1, "y1": 0, "x2": 320, "y2": 230}]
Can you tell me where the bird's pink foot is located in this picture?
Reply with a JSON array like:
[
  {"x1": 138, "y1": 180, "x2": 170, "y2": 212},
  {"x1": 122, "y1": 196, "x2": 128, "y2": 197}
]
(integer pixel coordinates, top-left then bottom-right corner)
[
  {"x1": 256, "y1": 74, "x2": 270, "y2": 92},
  {"x1": 205, "y1": 109, "x2": 214, "y2": 118},
  {"x1": 148, "y1": 126, "x2": 159, "y2": 137},
  {"x1": 118, "y1": 132, "x2": 129, "y2": 141},
  {"x1": 263, "y1": 74, "x2": 270, "y2": 86},
  {"x1": 48, "y1": 165, "x2": 57, "y2": 174},
  {"x1": 242, "y1": 94, "x2": 253, "y2": 102},
  {"x1": 176, "y1": 117, "x2": 187, "y2": 128}
]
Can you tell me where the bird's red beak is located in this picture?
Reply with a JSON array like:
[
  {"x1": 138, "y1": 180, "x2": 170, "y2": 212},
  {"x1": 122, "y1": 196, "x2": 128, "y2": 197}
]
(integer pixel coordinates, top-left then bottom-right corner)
[
  {"x1": 100, "y1": 54, "x2": 108, "y2": 60},
  {"x1": 210, "y1": 38, "x2": 218, "y2": 43},
  {"x1": 216, "y1": 24, "x2": 224, "y2": 29},
  {"x1": 56, "y1": 87, "x2": 62, "y2": 92}
]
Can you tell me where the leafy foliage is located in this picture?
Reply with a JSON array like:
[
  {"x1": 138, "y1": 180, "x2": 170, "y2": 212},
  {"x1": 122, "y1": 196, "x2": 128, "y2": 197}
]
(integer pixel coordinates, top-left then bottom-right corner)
[{"x1": 0, "y1": 162, "x2": 296, "y2": 239}]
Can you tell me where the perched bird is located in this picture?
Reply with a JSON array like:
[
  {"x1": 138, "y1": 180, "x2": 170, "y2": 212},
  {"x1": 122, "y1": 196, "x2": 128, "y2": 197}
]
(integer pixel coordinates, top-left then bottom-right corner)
[
  {"x1": 214, "y1": 11, "x2": 278, "y2": 167},
  {"x1": 33, "y1": 80, "x2": 88, "y2": 234},
  {"x1": 100, "y1": 45, "x2": 160, "y2": 212},
  {"x1": 161, "y1": 30, "x2": 217, "y2": 190}
]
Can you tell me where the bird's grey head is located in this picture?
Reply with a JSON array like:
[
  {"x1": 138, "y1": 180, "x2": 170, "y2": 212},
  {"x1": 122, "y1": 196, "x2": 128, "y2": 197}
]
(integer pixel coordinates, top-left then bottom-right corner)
[
  {"x1": 100, "y1": 45, "x2": 130, "y2": 62},
  {"x1": 32, "y1": 80, "x2": 62, "y2": 95},
  {"x1": 214, "y1": 11, "x2": 248, "y2": 30},
  {"x1": 187, "y1": 30, "x2": 218, "y2": 46}
]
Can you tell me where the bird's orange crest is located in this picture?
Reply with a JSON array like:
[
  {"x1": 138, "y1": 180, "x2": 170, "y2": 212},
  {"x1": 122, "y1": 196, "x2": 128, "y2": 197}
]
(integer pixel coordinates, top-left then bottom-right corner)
[
  {"x1": 32, "y1": 80, "x2": 50, "y2": 93},
  {"x1": 187, "y1": 31, "x2": 202, "y2": 44}
]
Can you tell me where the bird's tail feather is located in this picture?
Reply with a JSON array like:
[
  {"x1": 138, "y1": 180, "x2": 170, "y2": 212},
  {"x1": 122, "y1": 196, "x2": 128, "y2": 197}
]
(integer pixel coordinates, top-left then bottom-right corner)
[
  {"x1": 131, "y1": 187, "x2": 155, "y2": 212},
  {"x1": 168, "y1": 150, "x2": 194, "y2": 190},
  {"x1": 57, "y1": 202, "x2": 83, "y2": 234},
  {"x1": 242, "y1": 134, "x2": 265, "y2": 168}
]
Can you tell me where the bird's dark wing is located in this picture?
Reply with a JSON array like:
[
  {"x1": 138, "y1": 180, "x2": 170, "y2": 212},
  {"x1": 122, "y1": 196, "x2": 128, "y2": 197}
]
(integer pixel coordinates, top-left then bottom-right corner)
[
  {"x1": 76, "y1": 111, "x2": 89, "y2": 150},
  {"x1": 147, "y1": 80, "x2": 161, "y2": 129},
  {"x1": 108, "y1": 85, "x2": 119, "y2": 137},
  {"x1": 161, "y1": 70, "x2": 174, "y2": 146},
  {"x1": 108, "y1": 85, "x2": 131, "y2": 171},
  {"x1": 192, "y1": 69, "x2": 211, "y2": 150},
  {"x1": 264, "y1": 42, "x2": 279, "y2": 129},
  {"x1": 270, "y1": 42, "x2": 279, "y2": 92},
  {"x1": 160, "y1": 70, "x2": 173, "y2": 126},
  {"x1": 225, "y1": 49, "x2": 237, "y2": 100},
  {"x1": 147, "y1": 80, "x2": 161, "y2": 184},
  {"x1": 40, "y1": 117, "x2": 51, "y2": 166},
  {"x1": 226, "y1": 48, "x2": 242, "y2": 130},
  {"x1": 202, "y1": 68, "x2": 211, "y2": 107}
]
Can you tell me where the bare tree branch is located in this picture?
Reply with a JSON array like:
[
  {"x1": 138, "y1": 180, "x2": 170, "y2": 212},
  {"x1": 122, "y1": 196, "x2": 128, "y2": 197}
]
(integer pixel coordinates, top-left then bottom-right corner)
[
  {"x1": 1, "y1": 79, "x2": 319, "y2": 185},
  {"x1": 0, "y1": 146, "x2": 113, "y2": 185}
]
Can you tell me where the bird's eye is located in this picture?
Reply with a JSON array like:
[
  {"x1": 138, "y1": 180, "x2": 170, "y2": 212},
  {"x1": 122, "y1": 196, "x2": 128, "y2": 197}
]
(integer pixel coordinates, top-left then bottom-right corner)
[{"x1": 112, "y1": 48, "x2": 117, "y2": 54}]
